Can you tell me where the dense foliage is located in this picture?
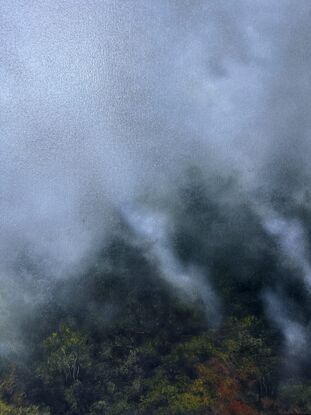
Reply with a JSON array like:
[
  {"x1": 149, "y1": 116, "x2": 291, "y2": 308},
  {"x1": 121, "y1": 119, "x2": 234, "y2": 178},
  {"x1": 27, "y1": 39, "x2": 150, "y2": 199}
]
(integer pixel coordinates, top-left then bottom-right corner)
[
  {"x1": 0, "y1": 249, "x2": 308, "y2": 414},
  {"x1": 1, "y1": 177, "x2": 310, "y2": 414}
]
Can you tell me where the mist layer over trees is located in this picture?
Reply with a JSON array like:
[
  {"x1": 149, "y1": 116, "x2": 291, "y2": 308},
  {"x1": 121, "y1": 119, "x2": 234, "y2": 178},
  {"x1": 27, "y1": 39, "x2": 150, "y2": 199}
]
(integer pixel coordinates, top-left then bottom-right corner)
[{"x1": 1, "y1": 1, "x2": 311, "y2": 414}]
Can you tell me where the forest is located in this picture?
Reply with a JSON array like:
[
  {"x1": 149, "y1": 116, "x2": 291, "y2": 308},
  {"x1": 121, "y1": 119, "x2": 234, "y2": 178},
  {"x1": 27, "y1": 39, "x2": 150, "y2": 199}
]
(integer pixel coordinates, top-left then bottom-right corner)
[
  {"x1": 0, "y1": 173, "x2": 310, "y2": 415},
  {"x1": 1, "y1": 3, "x2": 311, "y2": 413}
]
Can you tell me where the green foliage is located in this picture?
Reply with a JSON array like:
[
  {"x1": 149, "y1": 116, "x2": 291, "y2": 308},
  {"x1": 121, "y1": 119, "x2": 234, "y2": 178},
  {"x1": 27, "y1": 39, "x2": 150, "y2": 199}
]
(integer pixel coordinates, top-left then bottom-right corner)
[
  {"x1": 0, "y1": 400, "x2": 50, "y2": 415},
  {"x1": 40, "y1": 324, "x2": 91, "y2": 385},
  {"x1": 139, "y1": 317, "x2": 274, "y2": 414},
  {"x1": 278, "y1": 381, "x2": 311, "y2": 412},
  {"x1": 0, "y1": 400, "x2": 14, "y2": 415},
  {"x1": 0, "y1": 239, "x2": 306, "y2": 415}
]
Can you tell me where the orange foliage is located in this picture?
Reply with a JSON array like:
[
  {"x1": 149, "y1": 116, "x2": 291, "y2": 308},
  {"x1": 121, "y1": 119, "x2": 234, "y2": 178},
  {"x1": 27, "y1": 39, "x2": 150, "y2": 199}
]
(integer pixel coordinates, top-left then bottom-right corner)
[
  {"x1": 228, "y1": 400, "x2": 258, "y2": 415},
  {"x1": 195, "y1": 358, "x2": 259, "y2": 415}
]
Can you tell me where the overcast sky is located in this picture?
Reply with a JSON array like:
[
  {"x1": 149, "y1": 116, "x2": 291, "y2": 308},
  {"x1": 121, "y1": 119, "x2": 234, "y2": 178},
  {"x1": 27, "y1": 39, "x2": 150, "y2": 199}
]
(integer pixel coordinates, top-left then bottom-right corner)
[{"x1": 1, "y1": 0, "x2": 311, "y2": 354}]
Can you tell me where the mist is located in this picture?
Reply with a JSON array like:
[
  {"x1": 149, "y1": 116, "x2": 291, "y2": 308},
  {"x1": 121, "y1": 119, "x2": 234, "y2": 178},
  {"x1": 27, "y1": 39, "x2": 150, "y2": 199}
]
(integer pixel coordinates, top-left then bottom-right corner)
[{"x1": 1, "y1": 1, "x2": 311, "y2": 391}]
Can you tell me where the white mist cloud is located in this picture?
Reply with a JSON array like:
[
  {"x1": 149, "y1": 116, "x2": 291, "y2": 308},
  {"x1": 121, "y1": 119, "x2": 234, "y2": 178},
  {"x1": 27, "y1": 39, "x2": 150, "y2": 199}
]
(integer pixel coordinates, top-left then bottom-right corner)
[
  {"x1": 122, "y1": 204, "x2": 220, "y2": 323},
  {"x1": 264, "y1": 213, "x2": 311, "y2": 291},
  {"x1": 264, "y1": 290, "x2": 308, "y2": 359}
]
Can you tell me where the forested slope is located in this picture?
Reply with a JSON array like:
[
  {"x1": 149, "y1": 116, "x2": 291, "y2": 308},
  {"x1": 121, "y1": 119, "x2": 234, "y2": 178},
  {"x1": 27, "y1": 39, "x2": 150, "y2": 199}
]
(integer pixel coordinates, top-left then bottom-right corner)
[{"x1": 0, "y1": 177, "x2": 310, "y2": 415}]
